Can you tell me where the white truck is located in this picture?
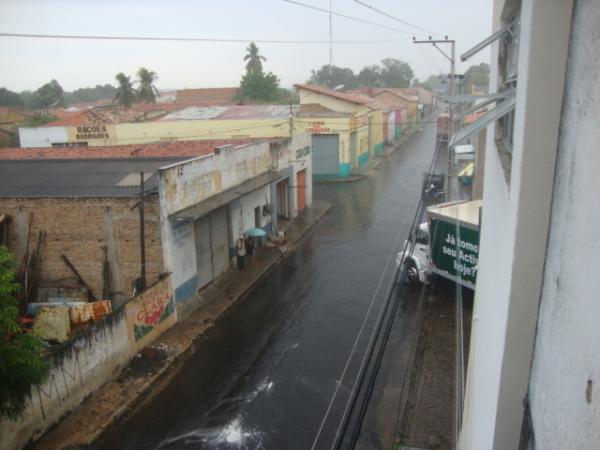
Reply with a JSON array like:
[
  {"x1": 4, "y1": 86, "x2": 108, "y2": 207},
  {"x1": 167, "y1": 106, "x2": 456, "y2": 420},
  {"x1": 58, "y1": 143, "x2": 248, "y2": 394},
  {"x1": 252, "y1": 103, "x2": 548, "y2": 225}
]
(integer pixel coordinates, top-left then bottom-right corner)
[{"x1": 397, "y1": 200, "x2": 481, "y2": 290}]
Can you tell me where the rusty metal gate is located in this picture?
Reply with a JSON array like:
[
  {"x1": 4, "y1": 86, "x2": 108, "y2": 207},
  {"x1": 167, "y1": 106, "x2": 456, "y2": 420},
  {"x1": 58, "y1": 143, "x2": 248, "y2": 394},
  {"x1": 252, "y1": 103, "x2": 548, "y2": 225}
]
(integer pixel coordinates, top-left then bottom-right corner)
[
  {"x1": 194, "y1": 215, "x2": 212, "y2": 289},
  {"x1": 210, "y1": 206, "x2": 230, "y2": 279},
  {"x1": 194, "y1": 206, "x2": 230, "y2": 289}
]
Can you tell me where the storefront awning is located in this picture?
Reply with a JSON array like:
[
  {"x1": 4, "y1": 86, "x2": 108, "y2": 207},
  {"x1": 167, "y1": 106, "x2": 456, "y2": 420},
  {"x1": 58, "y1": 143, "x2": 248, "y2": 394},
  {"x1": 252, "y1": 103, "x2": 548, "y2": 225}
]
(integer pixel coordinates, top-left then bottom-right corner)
[
  {"x1": 170, "y1": 169, "x2": 288, "y2": 221},
  {"x1": 449, "y1": 94, "x2": 516, "y2": 147}
]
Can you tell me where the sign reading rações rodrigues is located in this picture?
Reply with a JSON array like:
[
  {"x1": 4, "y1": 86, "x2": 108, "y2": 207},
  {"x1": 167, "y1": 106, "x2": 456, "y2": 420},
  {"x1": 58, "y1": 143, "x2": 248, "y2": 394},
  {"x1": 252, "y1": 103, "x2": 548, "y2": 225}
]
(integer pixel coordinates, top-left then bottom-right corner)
[{"x1": 75, "y1": 125, "x2": 109, "y2": 140}]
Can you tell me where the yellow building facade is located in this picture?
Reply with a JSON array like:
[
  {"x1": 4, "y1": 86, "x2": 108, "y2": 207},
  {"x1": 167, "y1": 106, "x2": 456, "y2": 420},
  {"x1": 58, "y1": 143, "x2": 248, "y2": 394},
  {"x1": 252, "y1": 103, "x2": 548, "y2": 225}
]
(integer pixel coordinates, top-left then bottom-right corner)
[{"x1": 295, "y1": 84, "x2": 385, "y2": 177}]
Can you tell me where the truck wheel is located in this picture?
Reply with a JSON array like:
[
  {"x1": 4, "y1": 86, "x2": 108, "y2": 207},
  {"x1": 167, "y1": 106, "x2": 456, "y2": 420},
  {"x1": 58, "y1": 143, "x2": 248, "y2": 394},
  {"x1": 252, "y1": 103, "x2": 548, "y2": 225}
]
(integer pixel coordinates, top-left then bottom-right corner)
[{"x1": 405, "y1": 260, "x2": 421, "y2": 285}]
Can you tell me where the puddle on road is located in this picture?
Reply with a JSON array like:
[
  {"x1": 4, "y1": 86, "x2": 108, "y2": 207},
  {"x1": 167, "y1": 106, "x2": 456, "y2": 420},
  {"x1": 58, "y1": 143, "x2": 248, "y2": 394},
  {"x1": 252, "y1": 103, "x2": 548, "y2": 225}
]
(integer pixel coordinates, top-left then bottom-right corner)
[{"x1": 158, "y1": 416, "x2": 266, "y2": 449}]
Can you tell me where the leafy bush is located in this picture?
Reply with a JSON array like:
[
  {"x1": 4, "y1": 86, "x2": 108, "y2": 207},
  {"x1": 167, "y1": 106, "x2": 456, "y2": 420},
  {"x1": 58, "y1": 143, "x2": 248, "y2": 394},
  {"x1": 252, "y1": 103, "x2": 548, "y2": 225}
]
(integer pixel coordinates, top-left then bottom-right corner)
[{"x1": 0, "y1": 246, "x2": 48, "y2": 420}]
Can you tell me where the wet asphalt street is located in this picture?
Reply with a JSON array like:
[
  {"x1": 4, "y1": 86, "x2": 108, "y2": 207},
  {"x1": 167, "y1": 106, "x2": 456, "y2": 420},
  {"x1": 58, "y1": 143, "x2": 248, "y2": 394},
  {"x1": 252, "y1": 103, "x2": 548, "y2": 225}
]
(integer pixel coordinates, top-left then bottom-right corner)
[{"x1": 100, "y1": 123, "x2": 437, "y2": 450}]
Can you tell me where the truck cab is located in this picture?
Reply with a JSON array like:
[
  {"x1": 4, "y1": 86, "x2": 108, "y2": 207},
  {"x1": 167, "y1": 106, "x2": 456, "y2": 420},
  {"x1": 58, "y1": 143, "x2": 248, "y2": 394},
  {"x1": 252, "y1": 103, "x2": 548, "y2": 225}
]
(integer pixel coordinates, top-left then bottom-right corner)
[{"x1": 396, "y1": 222, "x2": 431, "y2": 285}]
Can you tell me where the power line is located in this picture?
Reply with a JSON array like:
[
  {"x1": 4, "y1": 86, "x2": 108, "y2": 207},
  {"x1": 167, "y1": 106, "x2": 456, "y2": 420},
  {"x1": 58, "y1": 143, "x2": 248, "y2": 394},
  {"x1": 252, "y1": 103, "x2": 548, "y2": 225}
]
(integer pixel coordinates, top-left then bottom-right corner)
[
  {"x1": 416, "y1": 44, "x2": 444, "y2": 74},
  {"x1": 352, "y1": 0, "x2": 441, "y2": 37},
  {"x1": 0, "y1": 32, "x2": 405, "y2": 45},
  {"x1": 280, "y1": 0, "x2": 424, "y2": 36}
]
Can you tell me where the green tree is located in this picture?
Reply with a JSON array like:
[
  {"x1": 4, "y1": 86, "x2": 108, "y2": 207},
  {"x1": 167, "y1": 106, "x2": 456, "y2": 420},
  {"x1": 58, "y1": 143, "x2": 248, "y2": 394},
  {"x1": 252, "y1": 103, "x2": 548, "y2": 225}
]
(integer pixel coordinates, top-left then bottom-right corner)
[
  {"x1": 379, "y1": 58, "x2": 414, "y2": 88},
  {"x1": 463, "y1": 63, "x2": 490, "y2": 94},
  {"x1": 308, "y1": 65, "x2": 358, "y2": 90},
  {"x1": 239, "y1": 43, "x2": 281, "y2": 102},
  {"x1": 17, "y1": 91, "x2": 37, "y2": 110},
  {"x1": 357, "y1": 65, "x2": 383, "y2": 87},
  {"x1": 31, "y1": 80, "x2": 66, "y2": 109},
  {"x1": 417, "y1": 74, "x2": 445, "y2": 92},
  {"x1": 113, "y1": 73, "x2": 136, "y2": 107},
  {"x1": 0, "y1": 246, "x2": 48, "y2": 420},
  {"x1": 0, "y1": 88, "x2": 24, "y2": 107},
  {"x1": 22, "y1": 114, "x2": 58, "y2": 128},
  {"x1": 64, "y1": 84, "x2": 116, "y2": 104},
  {"x1": 240, "y1": 71, "x2": 280, "y2": 102},
  {"x1": 244, "y1": 42, "x2": 266, "y2": 74},
  {"x1": 136, "y1": 68, "x2": 159, "y2": 104}
]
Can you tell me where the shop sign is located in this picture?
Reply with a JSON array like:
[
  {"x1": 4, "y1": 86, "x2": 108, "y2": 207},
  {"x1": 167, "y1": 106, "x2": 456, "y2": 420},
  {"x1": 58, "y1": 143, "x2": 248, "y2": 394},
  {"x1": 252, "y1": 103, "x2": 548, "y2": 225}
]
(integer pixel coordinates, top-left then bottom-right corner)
[
  {"x1": 75, "y1": 124, "x2": 109, "y2": 140},
  {"x1": 305, "y1": 121, "x2": 331, "y2": 134}
]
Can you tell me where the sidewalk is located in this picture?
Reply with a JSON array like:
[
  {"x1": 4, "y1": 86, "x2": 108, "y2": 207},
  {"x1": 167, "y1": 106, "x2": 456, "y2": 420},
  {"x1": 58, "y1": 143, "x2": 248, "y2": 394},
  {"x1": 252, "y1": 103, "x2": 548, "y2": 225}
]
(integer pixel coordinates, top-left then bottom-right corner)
[
  {"x1": 29, "y1": 200, "x2": 332, "y2": 450},
  {"x1": 394, "y1": 279, "x2": 473, "y2": 450}
]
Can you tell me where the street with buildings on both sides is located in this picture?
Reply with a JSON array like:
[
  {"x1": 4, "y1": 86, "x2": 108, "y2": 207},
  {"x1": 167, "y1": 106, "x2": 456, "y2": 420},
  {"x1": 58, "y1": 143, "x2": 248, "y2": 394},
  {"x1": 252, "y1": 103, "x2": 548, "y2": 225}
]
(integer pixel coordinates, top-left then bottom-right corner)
[
  {"x1": 26, "y1": 120, "x2": 464, "y2": 450},
  {"x1": 95, "y1": 121, "x2": 464, "y2": 450},
  {"x1": 96, "y1": 121, "x2": 442, "y2": 449},
  {"x1": 4, "y1": 3, "x2": 600, "y2": 450}
]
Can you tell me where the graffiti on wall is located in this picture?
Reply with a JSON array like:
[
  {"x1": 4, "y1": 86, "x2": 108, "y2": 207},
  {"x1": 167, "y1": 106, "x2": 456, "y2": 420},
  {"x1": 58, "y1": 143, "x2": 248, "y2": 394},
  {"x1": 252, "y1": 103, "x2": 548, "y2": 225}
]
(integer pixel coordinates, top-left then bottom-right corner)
[
  {"x1": 34, "y1": 317, "x2": 123, "y2": 420},
  {"x1": 126, "y1": 276, "x2": 176, "y2": 348}
]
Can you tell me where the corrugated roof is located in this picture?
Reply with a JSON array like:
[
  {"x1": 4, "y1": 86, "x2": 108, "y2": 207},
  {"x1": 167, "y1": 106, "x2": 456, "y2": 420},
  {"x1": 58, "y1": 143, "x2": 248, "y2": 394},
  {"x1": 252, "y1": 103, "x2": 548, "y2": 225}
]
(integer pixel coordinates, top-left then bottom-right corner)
[
  {"x1": 294, "y1": 84, "x2": 372, "y2": 105},
  {"x1": 160, "y1": 106, "x2": 229, "y2": 121},
  {"x1": 0, "y1": 136, "x2": 287, "y2": 198},
  {"x1": 42, "y1": 104, "x2": 186, "y2": 127},
  {"x1": 0, "y1": 159, "x2": 181, "y2": 197},
  {"x1": 215, "y1": 105, "x2": 299, "y2": 119},
  {"x1": 0, "y1": 138, "x2": 265, "y2": 161},
  {"x1": 160, "y1": 105, "x2": 298, "y2": 121}
]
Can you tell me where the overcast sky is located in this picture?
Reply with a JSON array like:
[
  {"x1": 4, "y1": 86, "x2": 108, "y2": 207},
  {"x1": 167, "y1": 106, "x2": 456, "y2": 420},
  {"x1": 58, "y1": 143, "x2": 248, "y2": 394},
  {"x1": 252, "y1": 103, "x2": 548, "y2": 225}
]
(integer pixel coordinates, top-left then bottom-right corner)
[{"x1": 0, "y1": 0, "x2": 493, "y2": 92}]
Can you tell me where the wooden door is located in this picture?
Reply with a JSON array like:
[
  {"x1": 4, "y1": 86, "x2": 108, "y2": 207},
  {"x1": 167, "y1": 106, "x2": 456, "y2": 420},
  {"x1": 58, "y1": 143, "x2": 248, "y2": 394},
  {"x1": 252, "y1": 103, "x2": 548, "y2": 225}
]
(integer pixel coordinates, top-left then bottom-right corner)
[{"x1": 296, "y1": 169, "x2": 307, "y2": 211}]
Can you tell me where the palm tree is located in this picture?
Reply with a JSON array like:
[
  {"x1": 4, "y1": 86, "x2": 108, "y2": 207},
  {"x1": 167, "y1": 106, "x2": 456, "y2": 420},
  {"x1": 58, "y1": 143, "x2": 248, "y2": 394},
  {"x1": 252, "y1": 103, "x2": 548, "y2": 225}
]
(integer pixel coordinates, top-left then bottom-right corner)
[
  {"x1": 244, "y1": 42, "x2": 266, "y2": 74},
  {"x1": 113, "y1": 73, "x2": 136, "y2": 107},
  {"x1": 136, "y1": 67, "x2": 159, "y2": 104}
]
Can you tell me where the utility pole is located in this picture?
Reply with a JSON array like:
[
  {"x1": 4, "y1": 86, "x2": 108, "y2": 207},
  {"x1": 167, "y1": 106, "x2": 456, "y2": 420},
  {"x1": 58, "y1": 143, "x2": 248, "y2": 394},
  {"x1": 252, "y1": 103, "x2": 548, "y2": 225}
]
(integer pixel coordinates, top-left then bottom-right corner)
[
  {"x1": 140, "y1": 172, "x2": 146, "y2": 289},
  {"x1": 329, "y1": 0, "x2": 333, "y2": 75},
  {"x1": 413, "y1": 36, "x2": 456, "y2": 198},
  {"x1": 131, "y1": 172, "x2": 147, "y2": 293}
]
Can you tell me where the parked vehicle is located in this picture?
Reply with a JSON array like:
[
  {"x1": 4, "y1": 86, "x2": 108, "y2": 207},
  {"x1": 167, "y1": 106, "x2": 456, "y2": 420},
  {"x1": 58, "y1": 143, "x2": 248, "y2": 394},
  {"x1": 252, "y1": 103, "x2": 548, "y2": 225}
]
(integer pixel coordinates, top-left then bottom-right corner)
[
  {"x1": 397, "y1": 200, "x2": 481, "y2": 289},
  {"x1": 422, "y1": 172, "x2": 446, "y2": 205},
  {"x1": 436, "y1": 113, "x2": 450, "y2": 143}
]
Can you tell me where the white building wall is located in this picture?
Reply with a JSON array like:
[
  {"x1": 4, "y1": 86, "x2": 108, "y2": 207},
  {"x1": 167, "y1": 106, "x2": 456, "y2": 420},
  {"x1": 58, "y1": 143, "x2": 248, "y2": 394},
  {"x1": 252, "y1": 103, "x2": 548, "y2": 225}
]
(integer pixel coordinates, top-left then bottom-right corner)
[
  {"x1": 160, "y1": 142, "x2": 272, "y2": 217},
  {"x1": 229, "y1": 185, "x2": 272, "y2": 241},
  {"x1": 460, "y1": 1, "x2": 574, "y2": 449},
  {"x1": 528, "y1": 2, "x2": 600, "y2": 449},
  {"x1": 19, "y1": 126, "x2": 68, "y2": 148},
  {"x1": 158, "y1": 135, "x2": 313, "y2": 312}
]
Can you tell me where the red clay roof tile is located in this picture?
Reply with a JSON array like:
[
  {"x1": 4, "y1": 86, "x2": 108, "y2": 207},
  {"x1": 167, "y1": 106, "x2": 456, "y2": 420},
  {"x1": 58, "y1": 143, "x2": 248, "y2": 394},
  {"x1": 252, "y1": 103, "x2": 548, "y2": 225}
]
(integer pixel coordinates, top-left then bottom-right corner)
[
  {"x1": 0, "y1": 138, "x2": 271, "y2": 161},
  {"x1": 294, "y1": 84, "x2": 372, "y2": 105}
]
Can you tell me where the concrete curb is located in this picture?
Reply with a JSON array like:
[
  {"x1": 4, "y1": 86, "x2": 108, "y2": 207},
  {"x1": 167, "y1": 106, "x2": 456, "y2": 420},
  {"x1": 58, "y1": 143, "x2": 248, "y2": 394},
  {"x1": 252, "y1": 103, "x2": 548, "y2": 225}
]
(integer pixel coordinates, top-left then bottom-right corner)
[{"x1": 314, "y1": 175, "x2": 366, "y2": 184}]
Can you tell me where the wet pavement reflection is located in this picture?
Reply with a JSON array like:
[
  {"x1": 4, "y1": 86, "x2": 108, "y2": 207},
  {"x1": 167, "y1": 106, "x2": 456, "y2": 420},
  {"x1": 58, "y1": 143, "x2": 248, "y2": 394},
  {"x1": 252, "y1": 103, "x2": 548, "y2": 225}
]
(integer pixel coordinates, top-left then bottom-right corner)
[{"x1": 100, "y1": 125, "x2": 437, "y2": 450}]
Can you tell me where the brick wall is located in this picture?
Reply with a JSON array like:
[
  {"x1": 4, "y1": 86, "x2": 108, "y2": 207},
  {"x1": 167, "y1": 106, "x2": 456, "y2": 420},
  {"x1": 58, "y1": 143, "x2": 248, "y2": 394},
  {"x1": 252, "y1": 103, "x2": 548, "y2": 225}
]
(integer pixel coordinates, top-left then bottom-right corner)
[{"x1": 0, "y1": 196, "x2": 164, "y2": 306}]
